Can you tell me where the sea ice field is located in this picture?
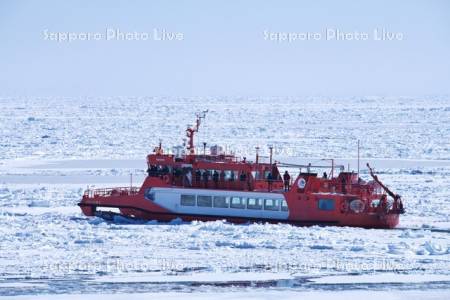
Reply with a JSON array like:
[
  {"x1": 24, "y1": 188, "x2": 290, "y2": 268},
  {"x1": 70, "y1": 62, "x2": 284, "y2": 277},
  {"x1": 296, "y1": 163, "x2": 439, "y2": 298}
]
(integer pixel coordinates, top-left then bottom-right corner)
[{"x1": 0, "y1": 96, "x2": 449, "y2": 299}]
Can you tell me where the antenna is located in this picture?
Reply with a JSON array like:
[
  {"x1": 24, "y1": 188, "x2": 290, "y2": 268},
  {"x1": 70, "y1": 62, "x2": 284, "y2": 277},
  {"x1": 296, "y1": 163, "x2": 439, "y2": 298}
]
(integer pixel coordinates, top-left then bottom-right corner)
[
  {"x1": 268, "y1": 145, "x2": 273, "y2": 166},
  {"x1": 186, "y1": 110, "x2": 208, "y2": 155},
  {"x1": 331, "y1": 159, "x2": 334, "y2": 178},
  {"x1": 130, "y1": 172, "x2": 133, "y2": 190},
  {"x1": 255, "y1": 146, "x2": 260, "y2": 164}
]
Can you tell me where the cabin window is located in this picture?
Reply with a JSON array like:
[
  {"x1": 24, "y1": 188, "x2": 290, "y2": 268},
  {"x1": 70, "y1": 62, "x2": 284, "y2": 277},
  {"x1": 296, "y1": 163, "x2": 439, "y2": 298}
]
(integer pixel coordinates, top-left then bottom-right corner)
[
  {"x1": 264, "y1": 199, "x2": 280, "y2": 211},
  {"x1": 230, "y1": 197, "x2": 246, "y2": 209},
  {"x1": 213, "y1": 196, "x2": 229, "y2": 208},
  {"x1": 180, "y1": 194, "x2": 196, "y2": 206},
  {"x1": 197, "y1": 195, "x2": 213, "y2": 207},
  {"x1": 247, "y1": 198, "x2": 262, "y2": 210},
  {"x1": 144, "y1": 188, "x2": 154, "y2": 201},
  {"x1": 281, "y1": 199, "x2": 288, "y2": 211},
  {"x1": 318, "y1": 198, "x2": 335, "y2": 211}
]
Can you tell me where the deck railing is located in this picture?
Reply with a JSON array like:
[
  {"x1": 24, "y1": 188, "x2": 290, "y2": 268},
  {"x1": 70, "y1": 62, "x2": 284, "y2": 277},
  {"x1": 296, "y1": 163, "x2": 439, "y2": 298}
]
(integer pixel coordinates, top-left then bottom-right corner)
[{"x1": 83, "y1": 187, "x2": 140, "y2": 198}]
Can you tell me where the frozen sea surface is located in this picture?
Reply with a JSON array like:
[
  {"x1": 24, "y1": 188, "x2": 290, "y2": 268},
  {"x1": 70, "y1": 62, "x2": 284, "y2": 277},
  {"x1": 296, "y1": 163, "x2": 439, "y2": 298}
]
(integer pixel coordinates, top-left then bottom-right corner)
[
  {"x1": 5, "y1": 290, "x2": 450, "y2": 300},
  {"x1": 0, "y1": 96, "x2": 449, "y2": 160},
  {"x1": 0, "y1": 96, "x2": 449, "y2": 298}
]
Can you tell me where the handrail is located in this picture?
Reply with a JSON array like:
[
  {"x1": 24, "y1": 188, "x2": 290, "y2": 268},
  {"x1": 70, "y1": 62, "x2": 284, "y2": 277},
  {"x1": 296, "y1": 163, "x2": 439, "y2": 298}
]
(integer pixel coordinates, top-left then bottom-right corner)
[
  {"x1": 278, "y1": 162, "x2": 345, "y2": 170},
  {"x1": 83, "y1": 187, "x2": 140, "y2": 198}
]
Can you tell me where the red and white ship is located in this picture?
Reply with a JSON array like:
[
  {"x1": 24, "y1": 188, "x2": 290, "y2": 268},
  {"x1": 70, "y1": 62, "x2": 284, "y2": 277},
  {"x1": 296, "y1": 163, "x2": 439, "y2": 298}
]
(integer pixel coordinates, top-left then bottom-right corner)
[{"x1": 79, "y1": 112, "x2": 404, "y2": 229}]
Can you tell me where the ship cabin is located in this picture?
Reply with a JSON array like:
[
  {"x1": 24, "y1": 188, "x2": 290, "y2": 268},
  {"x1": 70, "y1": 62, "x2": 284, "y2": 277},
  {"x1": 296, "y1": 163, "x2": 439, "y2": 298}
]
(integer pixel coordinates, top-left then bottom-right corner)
[
  {"x1": 146, "y1": 149, "x2": 285, "y2": 193},
  {"x1": 143, "y1": 111, "x2": 379, "y2": 198},
  {"x1": 146, "y1": 148, "x2": 384, "y2": 205}
]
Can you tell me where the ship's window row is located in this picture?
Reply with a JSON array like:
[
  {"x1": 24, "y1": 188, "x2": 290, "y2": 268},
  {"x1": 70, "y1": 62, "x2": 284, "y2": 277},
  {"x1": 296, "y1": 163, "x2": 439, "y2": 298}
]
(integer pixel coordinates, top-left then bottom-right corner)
[{"x1": 180, "y1": 194, "x2": 288, "y2": 211}]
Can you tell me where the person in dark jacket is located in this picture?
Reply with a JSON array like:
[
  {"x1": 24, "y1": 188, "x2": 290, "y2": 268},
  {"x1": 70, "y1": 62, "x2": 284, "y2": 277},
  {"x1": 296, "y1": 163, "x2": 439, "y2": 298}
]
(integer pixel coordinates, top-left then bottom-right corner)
[
  {"x1": 229, "y1": 171, "x2": 235, "y2": 181},
  {"x1": 213, "y1": 170, "x2": 219, "y2": 188},
  {"x1": 239, "y1": 172, "x2": 246, "y2": 181},
  {"x1": 202, "y1": 170, "x2": 209, "y2": 188},
  {"x1": 246, "y1": 172, "x2": 252, "y2": 191},
  {"x1": 283, "y1": 171, "x2": 291, "y2": 191},
  {"x1": 341, "y1": 175, "x2": 346, "y2": 194},
  {"x1": 239, "y1": 172, "x2": 247, "y2": 190},
  {"x1": 267, "y1": 172, "x2": 273, "y2": 191},
  {"x1": 195, "y1": 169, "x2": 202, "y2": 187}
]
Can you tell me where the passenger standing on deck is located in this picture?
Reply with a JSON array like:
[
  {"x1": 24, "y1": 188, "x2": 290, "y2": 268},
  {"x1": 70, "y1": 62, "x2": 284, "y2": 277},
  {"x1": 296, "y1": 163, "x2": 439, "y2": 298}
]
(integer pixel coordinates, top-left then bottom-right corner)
[
  {"x1": 220, "y1": 170, "x2": 225, "y2": 188},
  {"x1": 267, "y1": 172, "x2": 273, "y2": 192},
  {"x1": 247, "y1": 172, "x2": 252, "y2": 191},
  {"x1": 195, "y1": 169, "x2": 201, "y2": 187},
  {"x1": 173, "y1": 167, "x2": 182, "y2": 185},
  {"x1": 341, "y1": 176, "x2": 347, "y2": 194},
  {"x1": 213, "y1": 170, "x2": 219, "y2": 189},
  {"x1": 239, "y1": 172, "x2": 247, "y2": 190},
  {"x1": 283, "y1": 171, "x2": 291, "y2": 191},
  {"x1": 185, "y1": 169, "x2": 192, "y2": 187},
  {"x1": 203, "y1": 170, "x2": 209, "y2": 188}
]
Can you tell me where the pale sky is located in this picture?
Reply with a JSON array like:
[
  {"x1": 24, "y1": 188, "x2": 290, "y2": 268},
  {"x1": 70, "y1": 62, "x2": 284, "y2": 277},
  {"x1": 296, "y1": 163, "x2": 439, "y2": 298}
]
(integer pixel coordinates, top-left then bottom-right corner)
[{"x1": 1, "y1": 0, "x2": 449, "y2": 97}]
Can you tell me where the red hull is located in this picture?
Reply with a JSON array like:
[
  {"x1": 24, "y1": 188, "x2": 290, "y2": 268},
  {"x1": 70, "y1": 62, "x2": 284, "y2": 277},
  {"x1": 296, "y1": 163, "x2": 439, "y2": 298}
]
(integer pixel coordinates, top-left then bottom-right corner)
[
  {"x1": 80, "y1": 201, "x2": 399, "y2": 229},
  {"x1": 79, "y1": 178, "x2": 401, "y2": 229}
]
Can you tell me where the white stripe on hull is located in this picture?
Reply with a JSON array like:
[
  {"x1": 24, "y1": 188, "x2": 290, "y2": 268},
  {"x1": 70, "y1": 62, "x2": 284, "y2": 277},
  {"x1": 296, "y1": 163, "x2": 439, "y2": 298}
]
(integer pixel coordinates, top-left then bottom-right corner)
[{"x1": 148, "y1": 187, "x2": 289, "y2": 220}]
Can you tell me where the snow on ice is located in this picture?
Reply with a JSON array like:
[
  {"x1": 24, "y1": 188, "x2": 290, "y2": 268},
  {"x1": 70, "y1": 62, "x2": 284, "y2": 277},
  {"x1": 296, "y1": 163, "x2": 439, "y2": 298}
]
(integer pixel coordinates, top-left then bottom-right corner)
[{"x1": 0, "y1": 96, "x2": 449, "y2": 298}]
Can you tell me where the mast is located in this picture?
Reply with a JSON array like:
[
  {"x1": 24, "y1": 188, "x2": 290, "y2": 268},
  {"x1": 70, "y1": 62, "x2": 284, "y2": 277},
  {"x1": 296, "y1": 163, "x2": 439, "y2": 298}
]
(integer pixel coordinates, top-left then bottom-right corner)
[
  {"x1": 357, "y1": 139, "x2": 360, "y2": 177},
  {"x1": 331, "y1": 159, "x2": 334, "y2": 178},
  {"x1": 269, "y1": 145, "x2": 273, "y2": 166},
  {"x1": 186, "y1": 110, "x2": 208, "y2": 155},
  {"x1": 130, "y1": 172, "x2": 133, "y2": 189}
]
